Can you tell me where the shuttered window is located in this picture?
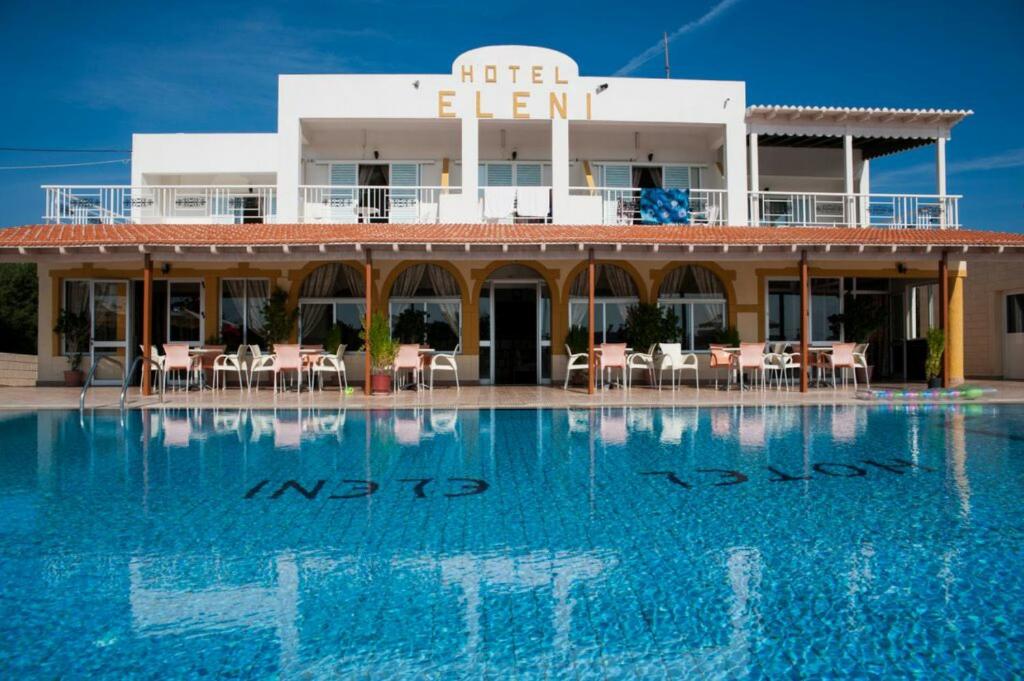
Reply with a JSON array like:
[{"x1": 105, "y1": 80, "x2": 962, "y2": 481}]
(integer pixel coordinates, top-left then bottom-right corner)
[
  {"x1": 600, "y1": 164, "x2": 631, "y2": 188},
  {"x1": 389, "y1": 163, "x2": 420, "y2": 221},
  {"x1": 516, "y1": 164, "x2": 542, "y2": 186}
]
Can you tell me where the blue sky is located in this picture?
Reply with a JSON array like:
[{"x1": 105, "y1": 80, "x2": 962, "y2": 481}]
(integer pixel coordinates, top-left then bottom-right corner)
[{"x1": 0, "y1": 0, "x2": 1021, "y2": 231}]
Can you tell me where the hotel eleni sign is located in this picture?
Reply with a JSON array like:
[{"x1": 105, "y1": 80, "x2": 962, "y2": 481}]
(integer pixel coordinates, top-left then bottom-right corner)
[{"x1": 438, "y1": 45, "x2": 591, "y2": 121}]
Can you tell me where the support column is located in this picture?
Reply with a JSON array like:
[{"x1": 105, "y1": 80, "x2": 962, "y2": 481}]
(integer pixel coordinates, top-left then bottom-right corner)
[
  {"x1": 843, "y1": 134, "x2": 854, "y2": 227},
  {"x1": 939, "y1": 251, "x2": 949, "y2": 388},
  {"x1": 800, "y1": 250, "x2": 809, "y2": 393},
  {"x1": 276, "y1": 118, "x2": 302, "y2": 222},
  {"x1": 857, "y1": 158, "x2": 871, "y2": 227},
  {"x1": 947, "y1": 262, "x2": 965, "y2": 386},
  {"x1": 142, "y1": 254, "x2": 153, "y2": 396},
  {"x1": 551, "y1": 117, "x2": 569, "y2": 223},
  {"x1": 748, "y1": 133, "x2": 760, "y2": 226},
  {"x1": 460, "y1": 116, "x2": 479, "y2": 219},
  {"x1": 588, "y1": 249, "x2": 596, "y2": 395},
  {"x1": 364, "y1": 249, "x2": 372, "y2": 396},
  {"x1": 723, "y1": 123, "x2": 749, "y2": 226},
  {"x1": 936, "y1": 136, "x2": 947, "y2": 228}
]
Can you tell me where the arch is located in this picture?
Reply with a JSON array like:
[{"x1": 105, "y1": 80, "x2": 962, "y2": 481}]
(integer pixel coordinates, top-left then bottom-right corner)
[
  {"x1": 381, "y1": 261, "x2": 470, "y2": 351},
  {"x1": 560, "y1": 260, "x2": 647, "y2": 310},
  {"x1": 656, "y1": 264, "x2": 727, "y2": 298},
  {"x1": 292, "y1": 262, "x2": 371, "y2": 348},
  {"x1": 287, "y1": 260, "x2": 372, "y2": 313},
  {"x1": 471, "y1": 260, "x2": 561, "y2": 302},
  {"x1": 650, "y1": 261, "x2": 737, "y2": 327}
]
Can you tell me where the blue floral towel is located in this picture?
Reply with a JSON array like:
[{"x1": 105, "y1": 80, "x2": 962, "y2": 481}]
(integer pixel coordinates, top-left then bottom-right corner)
[{"x1": 640, "y1": 188, "x2": 690, "y2": 225}]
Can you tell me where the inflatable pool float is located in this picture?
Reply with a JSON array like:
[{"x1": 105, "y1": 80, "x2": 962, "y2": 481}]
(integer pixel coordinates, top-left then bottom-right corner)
[{"x1": 858, "y1": 385, "x2": 995, "y2": 401}]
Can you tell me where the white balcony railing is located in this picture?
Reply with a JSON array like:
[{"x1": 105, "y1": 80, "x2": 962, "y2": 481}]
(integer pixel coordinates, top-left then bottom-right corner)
[
  {"x1": 43, "y1": 185, "x2": 276, "y2": 224},
  {"x1": 569, "y1": 187, "x2": 727, "y2": 226},
  {"x1": 750, "y1": 192, "x2": 960, "y2": 229},
  {"x1": 300, "y1": 185, "x2": 457, "y2": 223}
]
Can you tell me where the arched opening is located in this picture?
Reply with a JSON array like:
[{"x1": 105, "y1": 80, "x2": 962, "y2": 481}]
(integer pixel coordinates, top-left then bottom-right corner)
[
  {"x1": 388, "y1": 264, "x2": 462, "y2": 351},
  {"x1": 479, "y1": 264, "x2": 552, "y2": 384},
  {"x1": 657, "y1": 265, "x2": 727, "y2": 351},
  {"x1": 568, "y1": 264, "x2": 640, "y2": 344},
  {"x1": 297, "y1": 263, "x2": 365, "y2": 350}
]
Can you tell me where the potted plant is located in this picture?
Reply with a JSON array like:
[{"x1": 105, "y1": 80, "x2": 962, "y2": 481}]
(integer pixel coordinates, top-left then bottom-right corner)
[
  {"x1": 828, "y1": 294, "x2": 886, "y2": 383},
  {"x1": 624, "y1": 303, "x2": 679, "y2": 352},
  {"x1": 53, "y1": 308, "x2": 90, "y2": 386},
  {"x1": 262, "y1": 287, "x2": 298, "y2": 347},
  {"x1": 324, "y1": 323, "x2": 343, "y2": 355},
  {"x1": 925, "y1": 327, "x2": 945, "y2": 388},
  {"x1": 714, "y1": 326, "x2": 741, "y2": 347},
  {"x1": 360, "y1": 310, "x2": 398, "y2": 394}
]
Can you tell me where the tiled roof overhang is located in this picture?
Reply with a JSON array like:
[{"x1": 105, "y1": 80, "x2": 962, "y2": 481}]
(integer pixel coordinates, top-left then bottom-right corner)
[{"x1": 2, "y1": 224, "x2": 1023, "y2": 261}]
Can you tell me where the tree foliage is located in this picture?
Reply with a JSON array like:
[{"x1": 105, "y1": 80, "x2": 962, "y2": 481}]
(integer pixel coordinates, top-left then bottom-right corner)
[{"x1": 0, "y1": 264, "x2": 37, "y2": 354}]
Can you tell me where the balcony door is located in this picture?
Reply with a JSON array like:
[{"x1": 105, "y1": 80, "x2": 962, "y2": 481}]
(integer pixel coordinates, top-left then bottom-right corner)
[
  {"x1": 167, "y1": 281, "x2": 204, "y2": 346},
  {"x1": 87, "y1": 280, "x2": 131, "y2": 385}
]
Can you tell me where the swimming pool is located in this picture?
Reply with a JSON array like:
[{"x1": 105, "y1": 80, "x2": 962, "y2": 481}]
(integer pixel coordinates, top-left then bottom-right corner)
[{"x1": 1, "y1": 405, "x2": 1022, "y2": 678}]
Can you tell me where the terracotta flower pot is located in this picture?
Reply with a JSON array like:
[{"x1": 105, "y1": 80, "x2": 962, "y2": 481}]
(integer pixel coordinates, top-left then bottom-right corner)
[
  {"x1": 927, "y1": 376, "x2": 942, "y2": 389},
  {"x1": 371, "y1": 373, "x2": 393, "y2": 395},
  {"x1": 64, "y1": 370, "x2": 84, "y2": 387}
]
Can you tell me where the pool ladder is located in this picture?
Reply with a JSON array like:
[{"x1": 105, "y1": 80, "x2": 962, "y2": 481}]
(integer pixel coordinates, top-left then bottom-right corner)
[{"x1": 79, "y1": 350, "x2": 164, "y2": 412}]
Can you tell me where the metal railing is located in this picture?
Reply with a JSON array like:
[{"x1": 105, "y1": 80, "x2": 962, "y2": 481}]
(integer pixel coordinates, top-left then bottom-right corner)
[
  {"x1": 749, "y1": 191, "x2": 960, "y2": 229},
  {"x1": 44, "y1": 185, "x2": 277, "y2": 224},
  {"x1": 300, "y1": 185, "x2": 456, "y2": 223},
  {"x1": 569, "y1": 187, "x2": 727, "y2": 225},
  {"x1": 477, "y1": 186, "x2": 553, "y2": 223}
]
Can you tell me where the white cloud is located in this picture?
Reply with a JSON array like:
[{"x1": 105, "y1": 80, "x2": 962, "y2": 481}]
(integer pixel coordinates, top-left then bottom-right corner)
[
  {"x1": 873, "y1": 147, "x2": 1024, "y2": 185},
  {"x1": 614, "y1": 0, "x2": 742, "y2": 76}
]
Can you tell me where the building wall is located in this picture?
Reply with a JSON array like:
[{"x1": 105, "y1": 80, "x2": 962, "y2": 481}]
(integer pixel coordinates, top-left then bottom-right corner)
[
  {"x1": 37, "y1": 255, "x2": 961, "y2": 385},
  {"x1": 962, "y1": 260, "x2": 1024, "y2": 378}
]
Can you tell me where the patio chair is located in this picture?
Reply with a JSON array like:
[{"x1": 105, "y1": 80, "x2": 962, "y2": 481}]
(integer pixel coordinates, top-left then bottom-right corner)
[
  {"x1": 761, "y1": 350, "x2": 786, "y2": 391},
  {"x1": 598, "y1": 343, "x2": 628, "y2": 389},
  {"x1": 212, "y1": 345, "x2": 247, "y2": 391},
  {"x1": 248, "y1": 345, "x2": 275, "y2": 391},
  {"x1": 272, "y1": 344, "x2": 304, "y2": 393},
  {"x1": 735, "y1": 342, "x2": 766, "y2": 391},
  {"x1": 780, "y1": 352, "x2": 801, "y2": 390},
  {"x1": 853, "y1": 342, "x2": 870, "y2": 389},
  {"x1": 626, "y1": 344, "x2": 657, "y2": 388},
  {"x1": 139, "y1": 344, "x2": 165, "y2": 389},
  {"x1": 393, "y1": 344, "x2": 423, "y2": 390},
  {"x1": 828, "y1": 343, "x2": 858, "y2": 389},
  {"x1": 161, "y1": 344, "x2": 200, "y2": 392},
  {"x1": 563, "y1": 344, "x2": 589, "y2": 390},
  {"x1": 429, "y1": 343, "x2": 460, "y2": 390},
  {"x1": 656, "y1": 343, "x2": 698, "y2": 390},
  {"x1": 312, "y1": 344, "x2": 348, "y2": 391},
  {"x1": 709, "y1": 344, "x2": 733, "y2": 390}
]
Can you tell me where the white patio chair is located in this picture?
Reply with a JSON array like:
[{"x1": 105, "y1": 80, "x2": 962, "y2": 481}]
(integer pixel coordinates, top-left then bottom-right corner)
[
  {"x1": 655, "y1": 343, "x2": 699, "y2": 390},
  {"x1": 853, "y1": 342, "x2": 870, "y2": 389},
  {"x1": 563, "y1": 344, "x2": 590, "y2": 390},
  {"x1": 429, "y1": 343, "x2": 460, "y2": 390},
  {"x1": 212, "y1": 345, "x2": 248, "y2": 391},
  {"x1": 248, "y1": 345, "x2": 276, "y2": 391},
  {"x1": 626, "y1": 344, "x2": 657, "y2": 389},
  {"x1": 312, "y1": 344, "x2": 348, "y2": 391}
]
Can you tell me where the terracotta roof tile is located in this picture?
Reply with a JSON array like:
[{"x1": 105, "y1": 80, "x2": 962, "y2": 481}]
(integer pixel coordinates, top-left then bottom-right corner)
[{"x1": 2, "y1": 223, "x2": 1024, "y2": 249}]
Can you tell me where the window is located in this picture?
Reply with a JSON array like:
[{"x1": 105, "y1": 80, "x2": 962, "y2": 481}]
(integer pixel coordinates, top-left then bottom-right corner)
[
  {"x1": 767, "y1": 277, "x2": 842, "y2": 344},
  {"x1": 568, "y1": 264, "x2": 639, "y2": 344},
  {"x1": 657, "y1": 265, "x2": 727, "y2": 351},
  {"x1": 220, "y1": 279, "x2": 269, "y2": 350},
  {"x1": 388, "y1": 264, "x2": 462, "y2": 351},
  {"x1": 1007, "y1": 293, "x2": 1024, "y2": 334},
  {"x1": 907, "y1": 284, "x2": 938, "y2": 340}
]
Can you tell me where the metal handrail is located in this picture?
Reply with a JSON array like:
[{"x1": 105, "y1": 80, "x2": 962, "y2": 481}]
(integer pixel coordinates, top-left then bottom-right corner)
[
  {"x1": 79, "y1": 353, "x2": 124, "y2": 412},
  {"x1": 120, "y1": 355, "x2": 165, "y2": 410}
]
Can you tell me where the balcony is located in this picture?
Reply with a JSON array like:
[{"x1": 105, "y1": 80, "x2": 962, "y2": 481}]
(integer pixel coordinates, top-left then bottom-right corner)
[
  {"x1": 749, "y1": 192, "x2": 960, "y2": 229},
  {"x1": 43, "y1": 185, "x2": 276, "y2": 224},
  {"x1": 567, "y1": 187, "x2": 727, "y2": 226}
]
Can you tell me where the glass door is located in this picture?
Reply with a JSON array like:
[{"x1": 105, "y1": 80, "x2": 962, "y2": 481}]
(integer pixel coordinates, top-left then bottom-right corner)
[
  {"x1": 482, "y1": 280, "x2": 550, "y2": 385},
  {"x1": 89, "y1": 280, "x2": 131, "y2": 385},
  {"x1": 167, "y1": 281, "x2": 205, "y2": 345}
]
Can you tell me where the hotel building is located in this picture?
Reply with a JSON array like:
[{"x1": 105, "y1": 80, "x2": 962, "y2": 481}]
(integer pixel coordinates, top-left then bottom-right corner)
[{"x1": 2, "y1": 45, "x2": 1024, "y2": 388}]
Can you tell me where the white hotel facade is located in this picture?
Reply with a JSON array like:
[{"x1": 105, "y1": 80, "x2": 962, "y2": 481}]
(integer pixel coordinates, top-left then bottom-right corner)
[{"x1": 5, "y1": 45, "x2": 1024, "y2": 387}]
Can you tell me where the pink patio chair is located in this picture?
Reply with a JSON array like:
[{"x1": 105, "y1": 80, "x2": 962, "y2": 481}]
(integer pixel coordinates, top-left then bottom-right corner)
[
  {"x1": 709, "y1": 344, "x2": 733, "y2": 390},
  {"x1": 598, "y1": 343, "x2": 628, "y2": 389},
  {"x1": 393, "y1": 344, "x2": 423, "y2": 390},
  {"x1": 272, "y1": 344, "x2": 304, "y2": 393},
  {"x1": 161, "y1": 344, "x2": 200, "y2": 392},
  {"x1": 736, "y1": 342, "x2": 766, "y2": 391},
  {"x1": 828, "y1": 343, "x2": 858, "y2": 389}
]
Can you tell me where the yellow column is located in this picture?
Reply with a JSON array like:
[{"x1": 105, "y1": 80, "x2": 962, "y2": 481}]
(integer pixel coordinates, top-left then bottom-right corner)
[{"x1": 946, "y1": 263, "x2": 965, "y2": 386}]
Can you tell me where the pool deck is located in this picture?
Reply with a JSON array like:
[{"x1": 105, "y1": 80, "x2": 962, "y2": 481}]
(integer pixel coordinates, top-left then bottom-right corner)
[{"x1": 1, "y1": 379, "x2": 1022, "y2": 411}]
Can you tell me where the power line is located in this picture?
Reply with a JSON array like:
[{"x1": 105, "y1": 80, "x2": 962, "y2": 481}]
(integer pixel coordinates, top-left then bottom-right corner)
[
  {"x1": 0, "y1": 146, "x2": 131, "y2": 153},
  {"x1": 0, "y1": 158, "x2": 130, "y2": 171}
]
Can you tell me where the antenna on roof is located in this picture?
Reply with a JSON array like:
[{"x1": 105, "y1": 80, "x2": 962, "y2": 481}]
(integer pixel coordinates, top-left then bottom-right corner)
[{"x1": 663, "y1": 32, "x2": 671, "y2": 79}]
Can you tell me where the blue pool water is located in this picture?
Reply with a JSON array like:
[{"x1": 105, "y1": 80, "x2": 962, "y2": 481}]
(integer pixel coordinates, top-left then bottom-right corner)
[{"x1": 1, "y1": 405, "x2": 1023, "y2": 678}]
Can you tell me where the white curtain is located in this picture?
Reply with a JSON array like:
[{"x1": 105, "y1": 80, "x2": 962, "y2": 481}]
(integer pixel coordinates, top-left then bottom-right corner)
[
  {"x1": 340, "y1": 265, "x2": 365, "y2": 297},
  {"x1": 246, "y1": 280, "x2": 269, "y2": 337},
  {"x1": 426, "y1": 265, "x2": 461, "y2": 337},
  {"x1": 393, "y1": 264, "x2": 427, "y2": 298},
  {"x1": 603, "y1": 265, "x2": 636, "y2": 297},
  {"x1": 692, "y1": 265, "x2": 722, "y2": 296},
  {"x1": 570, "y1": 301, "x2": 588, "y2": 327},
  {"x1": 300, "y1": 264, "x2": 341, "y2": 336},
  {"x1": 659, "y1": 267, "x2": 686, "y2": 298}
]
